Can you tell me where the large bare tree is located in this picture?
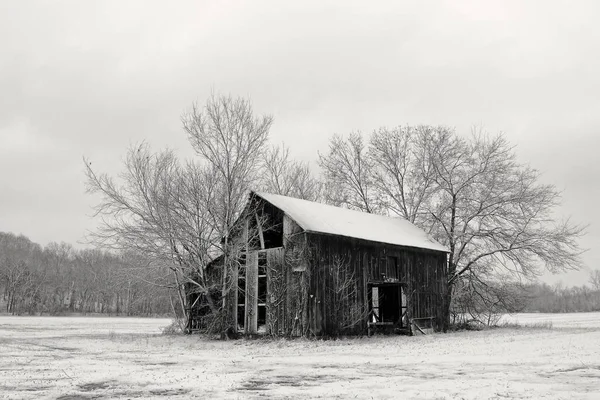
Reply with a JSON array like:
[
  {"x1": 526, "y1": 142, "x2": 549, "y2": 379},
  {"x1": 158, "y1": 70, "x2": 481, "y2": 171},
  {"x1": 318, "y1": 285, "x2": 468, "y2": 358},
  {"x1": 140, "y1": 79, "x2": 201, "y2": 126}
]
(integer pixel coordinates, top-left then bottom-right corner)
[
  {"x1": 589, "y1": 270, "x2": 600, "y2": 291},
  {"x1": 321, "y1": 126, "x2": 586, "y2": 328},
  {"x1": 85, "y1": 94, "x2": 273, "y2": 334},
  {"x1": 427, "y1": 131, "x2": 584, "y2": 322},
  {"x1": 182, "y1": 93, "x2": 272, "y2": 333},
  {"x1": 84, "y1": 143, "x2": 221, "y2": 329}
]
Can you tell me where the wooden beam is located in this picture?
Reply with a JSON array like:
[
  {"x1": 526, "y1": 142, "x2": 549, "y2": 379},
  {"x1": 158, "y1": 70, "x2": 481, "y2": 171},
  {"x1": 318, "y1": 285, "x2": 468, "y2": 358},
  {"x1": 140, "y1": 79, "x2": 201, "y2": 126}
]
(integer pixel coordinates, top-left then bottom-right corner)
[
  {"x1": 255, "y1": 213, "x2": 265, "y2": 250},
  {"x1": 412, "y1": 320, "x2": 427, "y2": 335}
]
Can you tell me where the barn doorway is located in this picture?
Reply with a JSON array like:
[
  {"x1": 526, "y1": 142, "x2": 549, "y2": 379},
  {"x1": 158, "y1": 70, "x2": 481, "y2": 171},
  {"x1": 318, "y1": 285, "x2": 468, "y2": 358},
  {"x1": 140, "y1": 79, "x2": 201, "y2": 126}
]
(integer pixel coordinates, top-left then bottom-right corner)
[{"x1": 368, "y1": 283, "x2": 407, "y2": 334}]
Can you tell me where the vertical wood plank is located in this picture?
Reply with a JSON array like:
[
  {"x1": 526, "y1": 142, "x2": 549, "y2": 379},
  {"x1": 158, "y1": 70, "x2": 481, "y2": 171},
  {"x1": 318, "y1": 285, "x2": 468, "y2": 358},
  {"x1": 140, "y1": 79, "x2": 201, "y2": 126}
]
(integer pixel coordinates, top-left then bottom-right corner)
[
  {"x1": 232, "y1": 257, "x2": 238, "y2": 330},
  {"x1": 363, "y1": 251, "x2": 369, "y2": 332},
  {"x1": 266, "y1": 250, "x2": 272, "y2": 334},
  {"x1": 245, "y1": 250, "x2": 258, "y2": 334},
  {"x1": 255, "y1": 213, "x2": 265, "y2": 250}
]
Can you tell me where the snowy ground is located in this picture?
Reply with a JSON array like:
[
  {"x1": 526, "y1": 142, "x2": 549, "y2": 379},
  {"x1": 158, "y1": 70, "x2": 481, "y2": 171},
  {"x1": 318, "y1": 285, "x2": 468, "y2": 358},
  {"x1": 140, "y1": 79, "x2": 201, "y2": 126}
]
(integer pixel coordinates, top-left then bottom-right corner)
[
  {"x1": 1, "y1": 314, "x2": 600, "y2": 399},
  {"x1": 500, "y1": 312, "x2": 600, "y2": 329}
]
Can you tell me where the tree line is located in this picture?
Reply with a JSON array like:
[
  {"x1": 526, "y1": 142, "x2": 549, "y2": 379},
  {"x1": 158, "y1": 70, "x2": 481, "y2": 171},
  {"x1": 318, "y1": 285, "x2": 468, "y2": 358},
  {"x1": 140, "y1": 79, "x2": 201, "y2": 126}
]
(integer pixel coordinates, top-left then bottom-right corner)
[
  {"x1": 318, "y1": 127, "x2": 586, "y2": 326},
  {"x1": 522, "y1": 271, "x2": 600, "y2": 313},
  {"x1": 448, "y1": 271, "x2": 600, "y2": 326},
  {"x1": 0, "y1": 232, "x2": 174, "y2": 316}
]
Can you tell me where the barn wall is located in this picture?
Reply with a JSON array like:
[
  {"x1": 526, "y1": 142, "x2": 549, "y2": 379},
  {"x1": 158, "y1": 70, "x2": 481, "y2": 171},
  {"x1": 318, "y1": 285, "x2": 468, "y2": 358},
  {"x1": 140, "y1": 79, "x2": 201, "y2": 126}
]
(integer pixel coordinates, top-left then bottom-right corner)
[
  {"x1": 281, "y1": 215, "x2": 310, "y2": 336},
  {"x1": 306, "y1": 234, "x2": 448, "y2": 335},
  {"x1": 263, "y1": 246, "x2": 309, "y2": 336},
  {"x1": 305, "y1": 235, "x2": 364, "y2": 336}
]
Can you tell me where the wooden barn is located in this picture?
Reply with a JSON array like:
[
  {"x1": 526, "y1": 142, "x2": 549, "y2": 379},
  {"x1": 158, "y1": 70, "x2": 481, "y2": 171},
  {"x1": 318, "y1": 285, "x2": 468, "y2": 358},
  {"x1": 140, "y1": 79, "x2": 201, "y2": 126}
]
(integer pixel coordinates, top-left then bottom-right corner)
[{"x1": 197, "y1": 192, "x2": 449, "y2": 337}]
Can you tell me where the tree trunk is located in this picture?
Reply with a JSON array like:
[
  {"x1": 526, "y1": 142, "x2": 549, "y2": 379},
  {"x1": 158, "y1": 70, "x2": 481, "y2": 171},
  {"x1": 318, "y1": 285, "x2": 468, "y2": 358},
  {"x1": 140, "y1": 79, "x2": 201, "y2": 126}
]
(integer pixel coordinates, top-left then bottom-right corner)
[{"x1": 442, "y1": 279, "x2": 453, "y2": 332}]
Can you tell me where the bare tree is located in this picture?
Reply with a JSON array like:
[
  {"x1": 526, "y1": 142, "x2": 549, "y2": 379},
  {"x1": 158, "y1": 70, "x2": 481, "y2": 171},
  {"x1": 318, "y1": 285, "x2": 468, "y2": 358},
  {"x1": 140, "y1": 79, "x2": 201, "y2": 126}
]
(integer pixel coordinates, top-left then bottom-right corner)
[
  {"x1": 84, "y1": 94, "x2": 272, "y2": 334},
  {"x1": 261, "y1": 144, "x2": 323, "y2": 201},
  {"x1": 84, "y1": 143, "x2": 221, "y2": 329},
  {"x1": 318, "y1": 132, "x2": 378, "y2": 213},
  {"x1": 452, "y1": 272, "x2": 529, "y2": 326},
  {"x1": 424, "y1": 130, "x2": 585, "y2": 327},
  {"x1": 590, "y1": 270, "x2": 600, "y2": 291},
  {"x1": 321, "y1": 126, "x2": 586, "y2": 329},
  {"x1": 182, "y1": 93, "x2": 272, "y2": 334}
]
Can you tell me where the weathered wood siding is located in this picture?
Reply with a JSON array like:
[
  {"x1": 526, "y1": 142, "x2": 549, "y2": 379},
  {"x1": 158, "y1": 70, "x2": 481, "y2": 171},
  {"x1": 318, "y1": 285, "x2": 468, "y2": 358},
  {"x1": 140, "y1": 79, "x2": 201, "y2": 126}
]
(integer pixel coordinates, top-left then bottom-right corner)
[
  {"x1": 306, "y1": 234, "x2": 447, "y2": 335},
  {"x1": 265, "y1": 248, "x2": 285, "y2": 334},
  {"x1": 281, "y1": 215, "x2": 310, "y2": 336}
]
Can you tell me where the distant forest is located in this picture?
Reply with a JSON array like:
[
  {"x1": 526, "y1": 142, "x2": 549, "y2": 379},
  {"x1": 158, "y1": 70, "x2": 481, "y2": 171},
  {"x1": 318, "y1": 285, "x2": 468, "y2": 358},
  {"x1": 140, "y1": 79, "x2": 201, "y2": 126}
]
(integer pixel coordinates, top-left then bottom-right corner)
[
  {"x1": 1, "y1": 230, "x2": 599, "y2": 317},
  {"x1": 521, "y1": 279, "x2": 600, "y2": 314},
  {"x1": 0, "y1": 232, "x2": 175, "y2": 316}
]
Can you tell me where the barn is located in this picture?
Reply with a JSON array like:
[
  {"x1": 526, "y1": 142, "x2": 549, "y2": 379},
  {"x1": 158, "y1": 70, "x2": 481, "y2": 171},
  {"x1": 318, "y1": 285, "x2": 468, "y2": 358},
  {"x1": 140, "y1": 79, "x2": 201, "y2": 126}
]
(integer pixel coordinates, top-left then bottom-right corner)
[{"x1": 193, "y1": 191, "x2": 449, "y2": 337}]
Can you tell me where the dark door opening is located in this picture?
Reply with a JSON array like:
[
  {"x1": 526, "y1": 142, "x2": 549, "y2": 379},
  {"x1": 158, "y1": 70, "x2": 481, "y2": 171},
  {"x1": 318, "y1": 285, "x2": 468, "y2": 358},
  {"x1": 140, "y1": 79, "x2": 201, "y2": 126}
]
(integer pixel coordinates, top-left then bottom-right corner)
[
  {"x1": 368, "y1": 283, "x2": 407, "y2": 332},
  {"x1": 378, "y1": 285, "x2": 400, "y2": 323}
]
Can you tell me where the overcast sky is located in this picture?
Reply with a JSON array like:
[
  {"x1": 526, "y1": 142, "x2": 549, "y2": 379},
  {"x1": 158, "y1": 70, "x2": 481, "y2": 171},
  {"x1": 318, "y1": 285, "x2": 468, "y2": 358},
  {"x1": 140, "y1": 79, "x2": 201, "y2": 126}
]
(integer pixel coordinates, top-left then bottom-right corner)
[{"x1": 1, "y1": 1, "x2": 598, "y2": 286}]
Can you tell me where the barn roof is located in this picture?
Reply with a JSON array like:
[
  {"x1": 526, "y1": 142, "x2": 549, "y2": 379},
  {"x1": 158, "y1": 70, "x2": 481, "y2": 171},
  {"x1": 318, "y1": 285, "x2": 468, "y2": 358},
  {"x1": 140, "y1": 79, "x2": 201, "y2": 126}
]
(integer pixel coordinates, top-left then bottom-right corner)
[{"x1": 254, "y1": 192, "x2": 449, "y2": 253}]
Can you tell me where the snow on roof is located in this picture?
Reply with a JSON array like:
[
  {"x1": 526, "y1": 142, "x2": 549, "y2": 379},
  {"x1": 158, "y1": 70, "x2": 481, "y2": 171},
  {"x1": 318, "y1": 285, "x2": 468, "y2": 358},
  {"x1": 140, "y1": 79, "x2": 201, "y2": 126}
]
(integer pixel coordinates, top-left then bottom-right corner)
[{"x1": 254, "y1": 192, "x2": 449, "y2": 253}]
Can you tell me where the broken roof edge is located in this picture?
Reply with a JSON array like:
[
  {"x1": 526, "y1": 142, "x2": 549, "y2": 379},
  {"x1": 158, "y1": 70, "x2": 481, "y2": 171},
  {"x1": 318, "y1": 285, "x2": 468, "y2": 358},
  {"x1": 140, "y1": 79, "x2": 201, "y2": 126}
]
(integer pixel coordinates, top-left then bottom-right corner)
[{"x1": 251, "y1": 191, "x2": 450, "y2": 253}]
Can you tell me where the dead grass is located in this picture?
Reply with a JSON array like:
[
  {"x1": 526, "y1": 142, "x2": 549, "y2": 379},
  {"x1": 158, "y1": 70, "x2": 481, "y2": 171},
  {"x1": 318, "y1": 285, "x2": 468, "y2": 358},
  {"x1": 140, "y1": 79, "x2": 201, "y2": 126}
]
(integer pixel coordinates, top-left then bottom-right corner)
[{"x1": 496, "y1": 320, "x2": 554, "y2": 330}]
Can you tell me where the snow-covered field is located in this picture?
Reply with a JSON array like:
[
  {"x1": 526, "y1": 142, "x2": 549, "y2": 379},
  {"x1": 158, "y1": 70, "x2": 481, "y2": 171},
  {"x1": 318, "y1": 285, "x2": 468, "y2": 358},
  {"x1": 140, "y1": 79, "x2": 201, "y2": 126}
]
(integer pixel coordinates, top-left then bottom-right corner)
[
  {"x1": 501, "y1": 312, "x2": 600, "y2": 329},
  {"x1": 1, "y1": 314, "x2": 600, "y2": 399}
]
